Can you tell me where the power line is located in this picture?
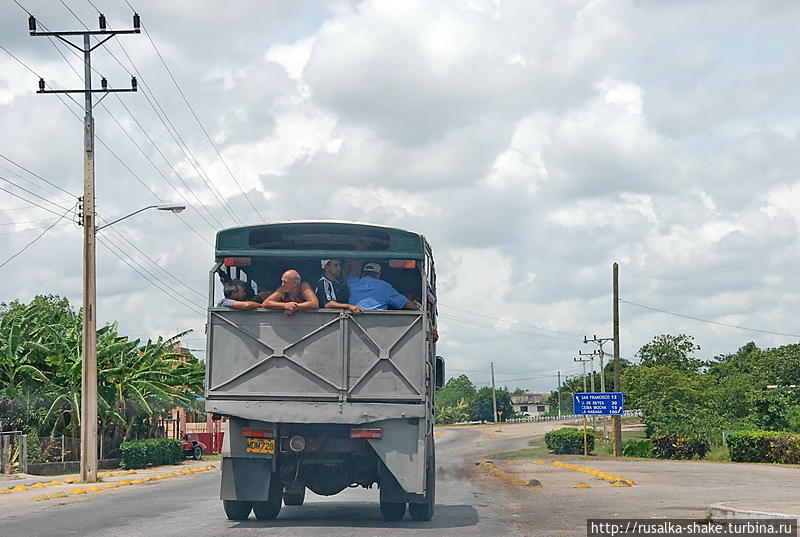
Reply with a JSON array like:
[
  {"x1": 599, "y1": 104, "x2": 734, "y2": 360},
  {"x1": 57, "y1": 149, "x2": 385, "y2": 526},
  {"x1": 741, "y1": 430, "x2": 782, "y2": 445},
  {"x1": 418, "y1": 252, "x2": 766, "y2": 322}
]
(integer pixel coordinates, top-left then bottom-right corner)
[
  {"x1": 0, "y1": 185, "x2": 77, "y2": 219},
  {"x1": 0, "y1": 175, "x2": 75, "y2": 213},
  {"x1": 620, "y1": 298, "x2": 800, "y2": 339},
  {"x1": 0, "y1": 203, "x2": 76, "y2": 269},
  {"x1": 127, "y1": 1, "x2": 265, "y2": 223},
  {"x1": 439, "y1": 303, "x2": 584, "y2": 338},
  {"x1": 51, "y1": 0, "x2": 234, "y2": 230},
  {"x1": 0, "y1": 154, "x2": 77, "y2": 199},
  {"x1": 97, "y1": 234, "x2": 207, "y2": 316}
]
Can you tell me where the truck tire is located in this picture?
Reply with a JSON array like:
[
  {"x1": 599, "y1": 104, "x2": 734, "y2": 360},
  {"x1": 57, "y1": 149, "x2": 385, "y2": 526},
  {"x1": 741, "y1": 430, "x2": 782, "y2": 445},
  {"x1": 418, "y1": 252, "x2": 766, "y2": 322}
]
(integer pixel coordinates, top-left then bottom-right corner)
[
  {"x1": 253, "y1": 475, "x2": 283, "y2": 520},
  {"x1": 223, "y1": 500, "x2": 252, "y2": 521},
  {"x1": 409, "y1": 440, "x2": 435, "y2": 521},
  {"x1": 380, "y1": 500, "x2": 406, "y2": 521},
  {"x1": 283, "y1": 488, "x2": 305, "y2": 506}
]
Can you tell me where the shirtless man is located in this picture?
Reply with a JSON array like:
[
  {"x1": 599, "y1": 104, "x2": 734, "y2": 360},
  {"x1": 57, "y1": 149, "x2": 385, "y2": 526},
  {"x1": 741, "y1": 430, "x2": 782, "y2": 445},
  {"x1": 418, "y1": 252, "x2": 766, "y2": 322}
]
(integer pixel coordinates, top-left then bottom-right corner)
[{"x1": 262, "y1": 269, "x2": 319, "y2": 316}]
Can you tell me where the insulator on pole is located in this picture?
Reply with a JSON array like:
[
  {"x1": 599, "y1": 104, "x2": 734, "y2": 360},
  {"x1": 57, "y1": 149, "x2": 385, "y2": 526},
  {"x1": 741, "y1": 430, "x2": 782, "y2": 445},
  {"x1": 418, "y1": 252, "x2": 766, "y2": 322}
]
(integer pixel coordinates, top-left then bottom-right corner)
[
  {"x1": 99, "y1": 14, "x2": 107, "y2": 30},
  {"x1": 131, "y1": 77, "x2": 137, "y2": 91},
  {"x1": 101, "y1": 78, "x2": 108, "y2": 90},
  {"x1": 28, "y1": 15, "x2": 37, "y2": 32},
  {"x1": 38, "y1": 78, "x2": 45, "y2": 92},
  {"x1": 133, "y1": 13, "x2": 140, "y2": 30}
]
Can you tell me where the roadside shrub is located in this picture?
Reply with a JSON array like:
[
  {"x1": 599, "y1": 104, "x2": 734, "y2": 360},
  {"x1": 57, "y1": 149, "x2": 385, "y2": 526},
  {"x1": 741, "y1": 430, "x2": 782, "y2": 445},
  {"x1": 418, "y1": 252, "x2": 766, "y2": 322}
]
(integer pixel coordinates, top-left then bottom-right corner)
[
  {"x1": 622, "y1": 439, "x2": 655, "y2": 458},
  {"x1": 768, "y1": 435, "x2": 800, "y2": 464},
  {"x1": 545, "y1": 427, "x2": 594, "y2": 454},
  {"x1": 120, "y1": 438, "x2": 182, "y2": 469},
  {"x1": 651, "y1": 434, "x2": 709, "y2": 460},
  {"x1": 726, "y1": 431, "x2": 784, "y2": 463}
]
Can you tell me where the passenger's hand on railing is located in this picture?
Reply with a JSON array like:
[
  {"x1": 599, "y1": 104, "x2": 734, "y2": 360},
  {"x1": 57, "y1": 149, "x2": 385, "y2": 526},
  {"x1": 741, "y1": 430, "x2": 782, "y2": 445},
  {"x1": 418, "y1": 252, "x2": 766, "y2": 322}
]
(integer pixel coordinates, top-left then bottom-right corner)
[
  {"x1": 283, "y1": 302, "x2": 299, "y2": 316},
  {"x1": 348, "y1": 305, "x2": 363, "y2": 314}
]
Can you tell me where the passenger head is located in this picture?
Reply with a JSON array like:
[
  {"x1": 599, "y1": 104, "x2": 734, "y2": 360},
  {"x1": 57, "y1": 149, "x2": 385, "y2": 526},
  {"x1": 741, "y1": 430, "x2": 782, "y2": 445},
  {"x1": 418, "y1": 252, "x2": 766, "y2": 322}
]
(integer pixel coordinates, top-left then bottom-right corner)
[
  {"x1": 223, "y1": 280, "x2": 246, "y2": 299},
  {"x1": 321, "y1": 259, "x2": 342, "y2": 278},
  {"x1": 362, "y1": 262, "x2": 381, "y2": 279},
  {"x1": 281, "y1": 269, "x2": 302, "y2": 290}
]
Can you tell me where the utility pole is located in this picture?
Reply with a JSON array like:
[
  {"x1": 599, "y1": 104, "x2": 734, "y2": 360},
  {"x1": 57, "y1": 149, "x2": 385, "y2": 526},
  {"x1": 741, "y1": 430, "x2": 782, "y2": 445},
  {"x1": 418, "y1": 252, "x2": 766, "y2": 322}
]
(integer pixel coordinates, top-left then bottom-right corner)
[
  {"x1": 490, "y1": 362, "x2": 498, "y2": 424},
  {"x1": 30, "y1": 12, "x2": 140, "y2": 483},
  {"x1": 584, "y1": 335, "x2": 614, "y2": 439},
  {"x1": 612, "y1": 263, "x2": 622, "y2": 456},
  {"x1": 579, "y1": 350, "x2": 598, "y2": 393},
  {"x1": 557, "y1": 370, "x2": 562, "y2": 419},
  {"x1": 573, "y1": 356, "x2": 589, "y2": 393}
]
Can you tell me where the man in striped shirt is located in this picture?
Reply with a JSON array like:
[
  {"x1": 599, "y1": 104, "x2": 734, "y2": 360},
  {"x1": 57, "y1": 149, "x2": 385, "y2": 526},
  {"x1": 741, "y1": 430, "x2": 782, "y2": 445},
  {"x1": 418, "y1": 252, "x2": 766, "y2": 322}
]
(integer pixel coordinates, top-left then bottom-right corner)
[{"x1": 315, "y1": 259, "x2": 363, "y2": 313}]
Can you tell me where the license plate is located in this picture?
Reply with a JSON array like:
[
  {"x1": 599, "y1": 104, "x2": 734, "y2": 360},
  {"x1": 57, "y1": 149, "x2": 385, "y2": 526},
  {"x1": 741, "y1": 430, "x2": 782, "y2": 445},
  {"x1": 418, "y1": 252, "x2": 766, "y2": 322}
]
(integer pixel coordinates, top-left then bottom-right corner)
[{"x1": 245, "y1": 437, "x2": 275, "y2": 455}]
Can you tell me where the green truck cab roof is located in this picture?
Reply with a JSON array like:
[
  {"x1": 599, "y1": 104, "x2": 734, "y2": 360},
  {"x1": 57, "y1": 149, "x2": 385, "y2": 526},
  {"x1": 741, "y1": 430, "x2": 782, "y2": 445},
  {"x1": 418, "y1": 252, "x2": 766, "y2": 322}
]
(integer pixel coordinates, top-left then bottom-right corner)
[{"x1": 215, "y1": 221, "x2": 427, "y2": 260}]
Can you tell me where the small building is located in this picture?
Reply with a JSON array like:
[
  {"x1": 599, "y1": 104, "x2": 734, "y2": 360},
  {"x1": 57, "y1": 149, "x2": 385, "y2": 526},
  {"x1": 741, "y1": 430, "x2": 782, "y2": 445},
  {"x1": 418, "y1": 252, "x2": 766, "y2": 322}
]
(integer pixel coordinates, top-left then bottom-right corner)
[{"x1": 511, "y1": 392, "x2": 551, "y2": 416}]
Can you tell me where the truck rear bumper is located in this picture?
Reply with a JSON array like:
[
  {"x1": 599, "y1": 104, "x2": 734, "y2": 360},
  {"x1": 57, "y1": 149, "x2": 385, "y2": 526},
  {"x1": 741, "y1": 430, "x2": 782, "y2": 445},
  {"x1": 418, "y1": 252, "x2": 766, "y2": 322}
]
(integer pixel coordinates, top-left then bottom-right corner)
[{"x1": 207, "y1": 399, "x2": 426, "y2": 424}]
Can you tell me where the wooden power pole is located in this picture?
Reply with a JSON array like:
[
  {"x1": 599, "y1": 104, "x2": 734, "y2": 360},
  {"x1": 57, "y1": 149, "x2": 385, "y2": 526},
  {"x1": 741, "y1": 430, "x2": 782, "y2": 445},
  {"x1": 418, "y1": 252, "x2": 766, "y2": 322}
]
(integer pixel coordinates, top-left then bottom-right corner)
[{"x1": 612, "y1": 263, "x2": 622, "y2": 456}]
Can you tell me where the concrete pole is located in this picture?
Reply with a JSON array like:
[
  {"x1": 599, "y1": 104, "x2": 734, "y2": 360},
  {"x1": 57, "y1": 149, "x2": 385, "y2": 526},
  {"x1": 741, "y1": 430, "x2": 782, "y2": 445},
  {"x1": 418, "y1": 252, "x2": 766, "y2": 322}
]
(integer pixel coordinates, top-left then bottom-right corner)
[
  {"x1": 80, "y1": 33, "x2": 98, "y2": 483},
  {"x1": 612, "y1": 263, "x2": 622, "y2": 456},
  {"x1": 490, "y1": 362, "x2": 498, "y2": 424},
  {"x1": 557, "y1": 370, "x2": 562, "y2": 419}
]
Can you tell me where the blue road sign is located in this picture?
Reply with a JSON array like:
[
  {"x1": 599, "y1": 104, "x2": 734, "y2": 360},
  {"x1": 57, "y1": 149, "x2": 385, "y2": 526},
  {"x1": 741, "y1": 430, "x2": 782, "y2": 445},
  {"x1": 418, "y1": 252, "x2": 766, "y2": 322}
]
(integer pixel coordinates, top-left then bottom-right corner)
[{"x1": 573, "y1": 392, "x2": 624, "y2": 415}]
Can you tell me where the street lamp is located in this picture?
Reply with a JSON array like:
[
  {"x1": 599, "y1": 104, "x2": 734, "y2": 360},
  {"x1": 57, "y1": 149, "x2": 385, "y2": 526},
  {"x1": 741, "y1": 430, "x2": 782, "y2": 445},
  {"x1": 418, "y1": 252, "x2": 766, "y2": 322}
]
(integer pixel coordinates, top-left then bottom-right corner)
[
  {"x1": 96, "y1": 204, "x2": 185, "y2": 231},
  {"x1": 81, "y1": 202, "x2": 184, "y2": 482}
]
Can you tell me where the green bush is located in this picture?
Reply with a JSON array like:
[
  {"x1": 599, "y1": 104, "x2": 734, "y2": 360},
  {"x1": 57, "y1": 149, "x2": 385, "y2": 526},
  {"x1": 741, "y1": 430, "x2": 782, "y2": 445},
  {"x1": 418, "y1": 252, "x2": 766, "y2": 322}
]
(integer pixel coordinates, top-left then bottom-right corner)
[
  {"x1": 120, "y1": 438, "x2": 182, "y2": 469},
  {"x1": 726, "y1": 431, "x2": 784, "y2": 462},
  {"x1": 544, "y1": 427, "x2": 594, "y2": 454},
  {"x1": 622, "y1": 439, "x2": 655, "y2": 458},
  {"x1": 651, "y1": 434, "x2": 709, "y2": 459},
  {"x1": 768, "y1": 435, "x2": 800, "y2": 464}
]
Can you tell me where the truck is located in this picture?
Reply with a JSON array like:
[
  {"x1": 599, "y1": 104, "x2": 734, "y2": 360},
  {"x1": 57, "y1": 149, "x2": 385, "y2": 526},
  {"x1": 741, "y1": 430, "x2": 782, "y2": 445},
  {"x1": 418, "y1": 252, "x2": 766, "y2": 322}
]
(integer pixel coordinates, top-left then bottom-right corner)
[{"x1": 204, "y1": 221, "x2": 444, "y2": 521}]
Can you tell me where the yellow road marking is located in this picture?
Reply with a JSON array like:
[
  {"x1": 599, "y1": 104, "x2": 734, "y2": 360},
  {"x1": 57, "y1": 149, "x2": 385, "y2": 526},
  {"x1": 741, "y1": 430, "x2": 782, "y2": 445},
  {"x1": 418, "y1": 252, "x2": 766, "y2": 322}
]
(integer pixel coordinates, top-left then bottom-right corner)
[
  {"x1": 478, "y1": 461, "x2": 539, "y2": 488},
  {"x1": 550, "y1": 461, "x2": 637, "y2": 486}
]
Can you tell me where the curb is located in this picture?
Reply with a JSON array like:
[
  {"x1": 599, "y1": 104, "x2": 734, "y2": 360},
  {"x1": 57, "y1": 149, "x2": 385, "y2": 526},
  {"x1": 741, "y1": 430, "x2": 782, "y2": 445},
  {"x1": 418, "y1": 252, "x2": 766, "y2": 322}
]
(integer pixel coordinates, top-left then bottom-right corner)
[
  {"x1": 550, "y1": 461, "x2": 637, "y2": 486},
  {"x1": 0, "y1": 464, "x2": 218, "y2": 501},
  {"x1": 476, "y1": 461, "x2": 542, "y2": 488},
  {"x1": 710, "y1": 502, "x2": 800, "y2": 520}
]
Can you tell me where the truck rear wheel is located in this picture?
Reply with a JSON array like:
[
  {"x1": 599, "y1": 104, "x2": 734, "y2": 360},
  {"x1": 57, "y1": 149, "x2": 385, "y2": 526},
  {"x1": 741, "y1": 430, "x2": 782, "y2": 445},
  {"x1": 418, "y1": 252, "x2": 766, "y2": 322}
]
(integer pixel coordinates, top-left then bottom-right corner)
[
  {"x1": 409, "y1": 440, "x2": 435, "y2": 521},
  {"x1": 380, "y1": 500, "x2": 406, "y2": 521},
  {"x1": 283, "y1": 487, "x2": 305, "y2": 506},
  {"x1": 223, "y1": 500, "x2": 252, "y2": 521},
  {"x1": 252, "y1": 475, "x2": 283, "y2": 520}
]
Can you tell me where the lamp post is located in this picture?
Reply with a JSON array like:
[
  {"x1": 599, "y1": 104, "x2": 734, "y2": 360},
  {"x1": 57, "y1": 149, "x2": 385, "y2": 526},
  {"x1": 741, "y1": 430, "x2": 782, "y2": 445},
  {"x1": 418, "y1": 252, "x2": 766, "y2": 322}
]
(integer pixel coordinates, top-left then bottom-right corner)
[{"x1": 82, "y1": 203, "x2": 184, "y2": 482}]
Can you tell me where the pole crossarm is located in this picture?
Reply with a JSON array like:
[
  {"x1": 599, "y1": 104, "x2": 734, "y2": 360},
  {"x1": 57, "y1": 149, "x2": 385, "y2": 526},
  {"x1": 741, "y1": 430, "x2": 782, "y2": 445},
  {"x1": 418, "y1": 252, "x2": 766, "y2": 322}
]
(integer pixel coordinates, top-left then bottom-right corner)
[
  {"x1": 38, "y1": 88, "x2": 136, "y2": 94},
  {"x1": 31, "y1": 29, "x2": 139, "y2": 37}
]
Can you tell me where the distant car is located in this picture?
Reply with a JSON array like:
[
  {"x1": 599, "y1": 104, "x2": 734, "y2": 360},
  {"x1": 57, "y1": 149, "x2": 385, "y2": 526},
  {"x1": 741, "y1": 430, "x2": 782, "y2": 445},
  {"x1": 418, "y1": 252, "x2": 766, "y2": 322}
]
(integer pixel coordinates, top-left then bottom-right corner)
[{"x1": 181, "y1": 434, "x2": 207, "y2": 460}]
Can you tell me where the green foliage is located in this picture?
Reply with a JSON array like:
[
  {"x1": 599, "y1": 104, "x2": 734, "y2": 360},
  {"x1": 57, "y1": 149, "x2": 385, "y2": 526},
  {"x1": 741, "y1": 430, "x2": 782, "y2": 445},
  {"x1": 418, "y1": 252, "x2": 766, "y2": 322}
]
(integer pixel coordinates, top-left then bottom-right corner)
[
  {"x1": 622, "y1": 364, "x2": 725, "y2": 441},
  {"x1": 0, "y1": 295, "x2": 204, "y2": 447},
  {"x1": 544, "y1": 427, "x2": 594, "y2": 454},
  {"x1": 636, "y1": 334, "x2": 703, "y2": 372},
  {"x1": 622, "y1": 439, "x2": 655, "y2": 458},
  {"x1": 767, "y1": 434, "x2": 800, "y2": 464},
  {"x1": 120, "y1": 438, "x2": 182, "y2": 469},
  {"x1": 727, "y1": 431, "x2": 786, "y2": 462},
  {"x1": 651, "y1": 434, "x2": 709, "y2": 459},
  {"x1": 468, "y1": 386, "x2": 513, "y2": 422},
  {"x1": 435, "y1": 399, "x2": 471, "y2": 425},
  {"x1": 436, "y1": 375, "x2": 477, "y2": 410},
  {"x1": 746, "y1": 389, "x2": 794, "y2": 431}
]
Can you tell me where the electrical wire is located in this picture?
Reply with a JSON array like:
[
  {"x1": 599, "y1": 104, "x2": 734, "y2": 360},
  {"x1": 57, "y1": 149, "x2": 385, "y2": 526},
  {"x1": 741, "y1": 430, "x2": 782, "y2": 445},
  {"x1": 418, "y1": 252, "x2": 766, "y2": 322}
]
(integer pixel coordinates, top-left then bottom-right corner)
[
  {"x1": 126, "y1": 0, "x2": 265, "y2": 223},
  {"x1": 0, "y1": 175, "x2": 75, "y2": 213},
  {"x1": 0, "y1": 154, "x2": 78, "y2": 199},
  {"x1": 439, "y1": 303, "x2": 584, "y2": 338},
  {"x1": 0, "y1": 202, "x2": 76, "y2": 269},
  {"x1": 620, "y1": 298, "x2": 800, "y2": 339},
  {"x1": 97, "y1": 234, "x2": 207, "y2": 316},
  {"x1": 0, "y1": 185, "x2": 77, "y2": 219}
]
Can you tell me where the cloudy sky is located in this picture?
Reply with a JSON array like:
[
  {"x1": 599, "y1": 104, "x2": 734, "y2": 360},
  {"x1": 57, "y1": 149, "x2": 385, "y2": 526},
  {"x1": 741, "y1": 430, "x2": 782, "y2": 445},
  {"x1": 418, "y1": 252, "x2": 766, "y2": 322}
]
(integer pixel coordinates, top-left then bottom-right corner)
[{"x1": 1, "y1": 0, "x2": 799, "y2": 392}]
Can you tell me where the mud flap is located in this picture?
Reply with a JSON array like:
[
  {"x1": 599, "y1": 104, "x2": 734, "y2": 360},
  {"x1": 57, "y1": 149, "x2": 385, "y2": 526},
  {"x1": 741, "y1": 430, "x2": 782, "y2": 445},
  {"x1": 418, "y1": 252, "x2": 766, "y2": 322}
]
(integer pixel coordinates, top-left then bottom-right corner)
[
  {"x1": 368, "y1": 418, "x2": 427, "y2": 497},
  {"x1": 220, "y1": 457, "x2": 273, "y2": 501}
]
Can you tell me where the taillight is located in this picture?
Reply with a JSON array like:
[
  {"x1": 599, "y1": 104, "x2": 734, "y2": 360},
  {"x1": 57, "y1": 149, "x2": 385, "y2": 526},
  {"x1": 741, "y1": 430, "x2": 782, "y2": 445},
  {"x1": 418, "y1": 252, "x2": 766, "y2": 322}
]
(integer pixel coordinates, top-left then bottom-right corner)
[
  {"x1": 241, "y1": 427, "x2": 273, "y2": 438},
  {"x1": 388, "y1": 259, "x2": 416, "y2": 269},
  {"x1": 351, "y1": 428, "x2": 382, "y2": 439},
  {"x1": 224, "y1": 257, "x2": 251, "y2": 267}
]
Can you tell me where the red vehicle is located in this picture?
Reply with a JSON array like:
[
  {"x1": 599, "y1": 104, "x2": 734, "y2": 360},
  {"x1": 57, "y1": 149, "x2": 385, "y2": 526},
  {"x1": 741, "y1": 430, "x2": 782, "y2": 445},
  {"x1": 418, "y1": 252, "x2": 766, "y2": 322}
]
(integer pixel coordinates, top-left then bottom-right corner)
[{"x1": 181, "y1": 434, "x2": 207, "y2": 460}]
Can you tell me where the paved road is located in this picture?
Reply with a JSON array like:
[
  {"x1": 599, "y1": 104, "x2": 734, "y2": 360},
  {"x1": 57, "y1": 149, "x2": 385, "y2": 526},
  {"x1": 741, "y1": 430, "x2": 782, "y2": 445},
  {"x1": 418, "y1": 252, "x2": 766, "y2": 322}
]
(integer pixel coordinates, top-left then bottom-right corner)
[
  {"x1": 0, "y1": 423, "x2": 557, "y2": 537},
  {"x1": 4, "y1": 422, "x2": 799, "y2": 537}
]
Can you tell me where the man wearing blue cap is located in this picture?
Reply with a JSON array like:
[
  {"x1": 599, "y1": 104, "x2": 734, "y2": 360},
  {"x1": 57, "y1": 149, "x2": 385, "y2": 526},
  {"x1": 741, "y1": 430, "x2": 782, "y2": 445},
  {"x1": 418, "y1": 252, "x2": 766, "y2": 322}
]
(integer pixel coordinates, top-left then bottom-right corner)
[{"x1": 346, "y1": 262, "x2": 419, "y2": 311}]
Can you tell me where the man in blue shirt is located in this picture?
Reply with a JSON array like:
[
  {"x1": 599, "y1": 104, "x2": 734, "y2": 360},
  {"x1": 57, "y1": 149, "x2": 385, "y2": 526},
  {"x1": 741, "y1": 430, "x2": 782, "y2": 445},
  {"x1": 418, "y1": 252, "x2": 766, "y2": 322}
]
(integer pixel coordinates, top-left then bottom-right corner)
[{"x1": 346, "y1": 262, "x2": 418, "y2": 311}]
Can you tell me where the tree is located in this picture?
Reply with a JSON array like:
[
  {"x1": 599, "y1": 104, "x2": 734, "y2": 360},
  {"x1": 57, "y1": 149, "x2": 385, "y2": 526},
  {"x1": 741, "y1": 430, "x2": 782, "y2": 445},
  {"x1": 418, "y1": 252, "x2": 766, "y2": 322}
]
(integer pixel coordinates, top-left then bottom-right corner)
[
  {"x1": 468, "y1": 387, "x2": 513, "y2": 421},
  {"x1": 436, "y1": 374, "x2": 477, "y2": 410},
  {"x1": 636, "y1": 334, "x2": 703, "y2": 372}
]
